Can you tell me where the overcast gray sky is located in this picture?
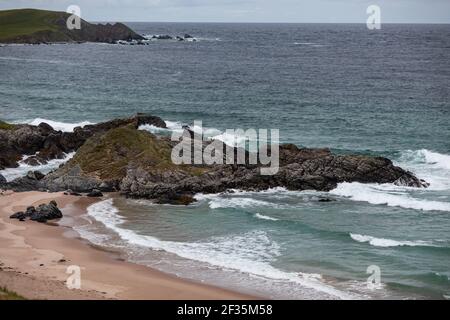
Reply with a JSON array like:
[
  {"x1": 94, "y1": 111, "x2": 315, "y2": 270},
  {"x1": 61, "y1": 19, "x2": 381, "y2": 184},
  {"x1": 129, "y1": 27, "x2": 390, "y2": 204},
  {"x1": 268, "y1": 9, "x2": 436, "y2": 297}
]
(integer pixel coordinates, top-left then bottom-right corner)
[{"x1": 1, "y1": 0, "x2": 449, "y2": 23}]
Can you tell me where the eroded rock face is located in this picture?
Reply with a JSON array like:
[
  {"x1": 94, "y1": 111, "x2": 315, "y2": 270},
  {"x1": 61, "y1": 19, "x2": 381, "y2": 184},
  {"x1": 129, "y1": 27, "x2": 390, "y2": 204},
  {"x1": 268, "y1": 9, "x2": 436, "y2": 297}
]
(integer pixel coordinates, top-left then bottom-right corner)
[{"x1": 3, "y1": 115, "x2": 427, "y2": 204}]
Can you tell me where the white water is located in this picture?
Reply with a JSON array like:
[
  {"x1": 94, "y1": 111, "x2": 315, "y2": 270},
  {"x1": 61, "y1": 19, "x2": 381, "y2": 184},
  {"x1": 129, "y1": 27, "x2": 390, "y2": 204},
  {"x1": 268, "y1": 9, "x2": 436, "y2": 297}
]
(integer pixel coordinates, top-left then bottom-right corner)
[
  {"x1": 331, "y1": 182, "x2": 450, "y2": 212},
  {"x1": 0, "y1": 152, "x2": 75, "y2": 182},
  {"x1": 330, "y1": 149, "x2": 450, "y2": 212},
  {"x1": 254, "y1": 213, "x2": 279, "y2": 221},
  {"x1": 139, "y1": 119, "x2": 261, "y2": 147},
  {"x1": 83, "y1": 199, "x2": 358, "y2": 299},
  {"x1": 350, "y1": 233, "x2": 437, "y2": 248},
  {"x1": 17, "y1": 118, "x2": 94, "y2": 132}
]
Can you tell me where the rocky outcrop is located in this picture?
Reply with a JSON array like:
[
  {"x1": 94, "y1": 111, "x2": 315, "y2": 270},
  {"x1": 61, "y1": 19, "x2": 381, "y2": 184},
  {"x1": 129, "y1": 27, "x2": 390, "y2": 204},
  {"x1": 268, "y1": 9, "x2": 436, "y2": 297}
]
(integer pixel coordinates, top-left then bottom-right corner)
[
  {"x1": 2, "y1": 114, "x2": 427, "y2": 204},
  {"x1": 0, "y1": 113, "x2": 167, "y2": 170},
  {"x1": 0, "y1": 9, "x2": 144, "y2": 44},
  {"x1": 10, "y1": 200, "x2": 62, "y2": 223}
]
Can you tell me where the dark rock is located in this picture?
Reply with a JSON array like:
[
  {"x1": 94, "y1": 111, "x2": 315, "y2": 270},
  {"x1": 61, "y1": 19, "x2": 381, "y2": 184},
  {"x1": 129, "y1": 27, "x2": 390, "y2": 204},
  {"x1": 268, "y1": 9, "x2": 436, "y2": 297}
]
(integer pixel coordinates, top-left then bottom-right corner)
[
  {"x1": 26, "y1": 170, "x2": 45, "y2": 181},
  {"x1": 318, "y1": 198, "x2": 335, "y2": 202},
  {"x1": 29, "y1": 202, "x2": 62, "y2": 222},
  {"x1": 0, "y1": 174, "x2": 6, "y2": 185},
  {"x1": 10, "y1": 201, "x2": 62, "y2": 223},
  {"x1": 23, "y1": 157, "x2": 45, "y2": 166},
  {"x1": 0, "y1": 113, "x2": 166, "y2": 174},
  {"x1": 3, "y1": 115, "x2": 427, "y2": 205},
  {"x1": 184, "y1": 34, "x2": 193, "y2": 39},
  {"x1": 87, "y1": 189, "x2": 103, "y2": 197},
  {"x1": 38, "y1": 122, "x2": 54, "y2": 135},
  {"x1": 10, "y1": 211, "x2": 26, "y2": 220}
]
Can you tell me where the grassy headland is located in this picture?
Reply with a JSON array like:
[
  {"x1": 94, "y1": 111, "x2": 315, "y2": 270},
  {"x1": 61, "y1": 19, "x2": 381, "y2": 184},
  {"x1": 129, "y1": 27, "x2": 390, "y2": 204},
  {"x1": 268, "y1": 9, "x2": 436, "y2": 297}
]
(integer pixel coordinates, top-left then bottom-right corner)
[{"x1": 0, "y1": 8, "x2": 144, "y2": 43}]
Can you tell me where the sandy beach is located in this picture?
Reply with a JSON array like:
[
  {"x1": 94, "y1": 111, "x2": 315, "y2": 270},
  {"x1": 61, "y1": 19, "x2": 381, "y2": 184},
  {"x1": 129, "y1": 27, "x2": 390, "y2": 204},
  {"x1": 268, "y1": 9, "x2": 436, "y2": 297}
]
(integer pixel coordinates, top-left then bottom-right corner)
[{"x1": 0, "y1": 191, "x2": 255, "y2": 300}]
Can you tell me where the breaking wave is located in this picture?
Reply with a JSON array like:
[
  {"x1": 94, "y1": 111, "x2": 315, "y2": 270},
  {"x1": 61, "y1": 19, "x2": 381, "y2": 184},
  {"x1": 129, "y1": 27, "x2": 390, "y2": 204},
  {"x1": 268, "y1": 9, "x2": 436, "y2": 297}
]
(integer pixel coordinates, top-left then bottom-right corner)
[
  {"x1": 83, "y1": 199, "x2": 357, "y2": 299},
  {"x1": 349, "y1": 233, "x2": 437, "y2": 248},
  {"x1": 0, "y1": 152, "x2": 75, "y2": 182},
  {"x1": 17, "y1": 118, "x2": 94, "y2": 132}
]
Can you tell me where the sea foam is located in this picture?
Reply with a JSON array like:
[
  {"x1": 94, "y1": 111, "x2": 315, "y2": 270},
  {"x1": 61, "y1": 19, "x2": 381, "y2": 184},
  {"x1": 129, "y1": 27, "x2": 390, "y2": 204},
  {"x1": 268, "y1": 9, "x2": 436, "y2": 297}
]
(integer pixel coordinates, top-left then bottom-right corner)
[
  {"x1": 331, "y1": 182, "x2": 450, "y2": 212},
  {"x1": 22, "y1": 118, "x2": 94, "y2": 132},
  {"x1": 0, "y1": 152, "x2": 75, "y2": 182},
  {"x1": 350, "y1": 233, "x2": 436, "y2": 248},
  {"x1": 84, "y1": 199, "x2": 357, "y2": 299}
]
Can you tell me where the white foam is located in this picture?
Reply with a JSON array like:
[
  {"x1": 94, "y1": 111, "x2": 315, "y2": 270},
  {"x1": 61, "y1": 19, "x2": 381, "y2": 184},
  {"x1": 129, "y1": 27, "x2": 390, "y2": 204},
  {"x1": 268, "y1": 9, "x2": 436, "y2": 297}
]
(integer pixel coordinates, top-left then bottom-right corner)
[
  {"x1": 21, "y1": 118, "x2": 94, "y2": 132},
  {"x1": 350, "y1": 233, "x2": 436, "y2": 248},
  {"x1": 254, "y1": 213, "x2": 279, "y2": 221},
  {"x1": 0, "y1": 152, "x2": 75, "y2": 182},
  {"x1": 139, "y1": 119, "x2": 261, "y2": 147},
  {"x1": 396, "y1": 149, "x2": 450, "y2": 190},
  {"x1": 331, "y1": 182, "x2": 450, "y2": 212},
  {"x1": 85, "y1": 199, "x2": 356, "y2": 299}
]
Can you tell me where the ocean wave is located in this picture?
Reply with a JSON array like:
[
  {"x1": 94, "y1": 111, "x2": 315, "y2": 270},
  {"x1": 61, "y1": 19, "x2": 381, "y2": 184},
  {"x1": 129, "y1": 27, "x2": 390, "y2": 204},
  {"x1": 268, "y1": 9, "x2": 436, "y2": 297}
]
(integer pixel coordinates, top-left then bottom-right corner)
[
  {"x1": 331, "y1": 182, "x2": 450, "y2": 212},
  {"x1": 398, "y1": 149, "x2": 450, "y2": 170},
  {"x1": 0, "y1": 152, "x2": 75, "y2": 182},
  {"x1": 254, "y1": 213, "x2": 279, "y2": 221},
  {"x1": 349, "y1": 233, "x2": 437, "y2": 248},
  {"x1": 85, "y1": 199, "x2": 356, "y2": 299},
  {"x1": 16, "y1": 118, "x2": 94, "y2": 132},
  {"x1": 396, "y1": 149, "x2": 450, "y2": 191},
  {"x1": 194, "y1": 193, "x2": 286, "y2": 210}
]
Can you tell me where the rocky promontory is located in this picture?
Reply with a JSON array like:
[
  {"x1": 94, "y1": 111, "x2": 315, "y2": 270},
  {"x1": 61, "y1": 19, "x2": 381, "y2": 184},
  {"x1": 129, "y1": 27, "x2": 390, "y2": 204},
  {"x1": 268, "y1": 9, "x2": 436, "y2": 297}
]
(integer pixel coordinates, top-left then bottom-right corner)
[
  {"x1": 0, "y1": 114, "x2": 428, "y2": 205},
  {"x1": 0, "y1": 9, "x2": 144, "y2": 44}
]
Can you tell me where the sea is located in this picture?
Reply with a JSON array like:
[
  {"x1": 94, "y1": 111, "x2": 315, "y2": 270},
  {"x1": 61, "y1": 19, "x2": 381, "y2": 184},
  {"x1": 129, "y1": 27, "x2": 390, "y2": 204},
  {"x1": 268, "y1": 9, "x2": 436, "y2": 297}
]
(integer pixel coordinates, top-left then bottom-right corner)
[{"x1": 1, "y1": 23, "x2": 449, "y2": 299}]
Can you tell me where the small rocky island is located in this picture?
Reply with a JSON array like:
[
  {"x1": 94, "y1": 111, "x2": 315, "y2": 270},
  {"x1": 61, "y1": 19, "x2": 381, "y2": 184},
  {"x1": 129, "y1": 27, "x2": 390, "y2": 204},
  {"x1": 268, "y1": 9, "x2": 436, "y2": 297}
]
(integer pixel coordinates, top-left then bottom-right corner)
[
  {"x1": 0, "y1": 114, "x2": 428, "y2": 205},
  {"x1": 0, "y1": 8, "x2": 144, "y2": 44}
]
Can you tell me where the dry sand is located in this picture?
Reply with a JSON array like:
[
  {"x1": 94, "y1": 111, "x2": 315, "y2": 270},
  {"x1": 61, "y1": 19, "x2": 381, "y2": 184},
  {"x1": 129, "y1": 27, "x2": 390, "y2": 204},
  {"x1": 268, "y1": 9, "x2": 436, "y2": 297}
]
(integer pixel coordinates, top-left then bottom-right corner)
[{"x1": 0, "y1": 191, "x2": 255, "y2": 300}]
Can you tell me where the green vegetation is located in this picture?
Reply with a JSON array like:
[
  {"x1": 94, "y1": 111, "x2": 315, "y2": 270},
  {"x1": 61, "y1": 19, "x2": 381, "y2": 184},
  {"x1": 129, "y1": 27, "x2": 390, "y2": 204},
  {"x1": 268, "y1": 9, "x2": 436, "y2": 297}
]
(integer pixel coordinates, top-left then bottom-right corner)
[
  {"x1": 0, "y1": 9, "x2": 71, "y2": 42},
  {"x1": 71, "y1": 125, "x2": 206, "y2": 180},
  {"x1": 0, "y1": 8, "x2": 142, "y2": 43},
  {"x1": 0, "y1": 120, "x2": 15, "y2": 130},
  {"x1": 0, "y1": 287, "x2": 25, "y2": 300}
]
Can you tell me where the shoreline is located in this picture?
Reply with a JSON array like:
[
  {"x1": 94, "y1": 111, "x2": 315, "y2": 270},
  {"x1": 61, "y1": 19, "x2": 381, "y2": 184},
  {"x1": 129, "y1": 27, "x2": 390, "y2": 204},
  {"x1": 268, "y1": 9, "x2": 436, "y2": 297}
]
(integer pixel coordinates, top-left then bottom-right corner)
[{"x1": 0, "y1": 191, "x2": 257, "y2": 300}]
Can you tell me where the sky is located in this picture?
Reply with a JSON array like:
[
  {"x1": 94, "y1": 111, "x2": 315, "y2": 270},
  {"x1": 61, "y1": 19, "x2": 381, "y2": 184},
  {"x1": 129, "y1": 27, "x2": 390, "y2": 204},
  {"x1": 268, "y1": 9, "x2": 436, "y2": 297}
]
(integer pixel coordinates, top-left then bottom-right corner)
[{"x1": 0, "y1": 0, "x2": 449, "y2": 23}]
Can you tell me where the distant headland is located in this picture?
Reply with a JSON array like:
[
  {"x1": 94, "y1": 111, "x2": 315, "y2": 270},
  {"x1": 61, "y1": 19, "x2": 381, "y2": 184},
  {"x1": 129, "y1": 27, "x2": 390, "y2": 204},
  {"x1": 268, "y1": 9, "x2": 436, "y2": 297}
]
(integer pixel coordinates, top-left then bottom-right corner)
[{"x1": 0, "y1": 8, "x2": 144, "y2": 44}]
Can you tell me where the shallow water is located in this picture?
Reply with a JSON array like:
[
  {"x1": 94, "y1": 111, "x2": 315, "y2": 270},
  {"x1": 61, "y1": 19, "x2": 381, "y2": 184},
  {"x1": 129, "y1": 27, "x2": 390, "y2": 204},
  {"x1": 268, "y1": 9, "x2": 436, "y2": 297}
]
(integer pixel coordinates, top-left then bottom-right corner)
[{"x1": 1, "y1": 23, "x2": 449, "y2": 299}]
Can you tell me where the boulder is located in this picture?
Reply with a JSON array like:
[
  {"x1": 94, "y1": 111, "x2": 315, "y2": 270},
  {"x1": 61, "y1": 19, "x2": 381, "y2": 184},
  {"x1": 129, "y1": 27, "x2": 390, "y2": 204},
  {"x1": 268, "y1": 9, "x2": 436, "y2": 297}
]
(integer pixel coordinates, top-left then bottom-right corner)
[
  {"x1": 26, "y1": 170, "x2": 45, "y2": 181},
  {"x1": 87, "y1": 189, "x2": 103, "y2": 197},
  {"x1": 30, "y1": 202, "x2": 62, "y2": 223},
  {"x1": 10, "y1": 201, "x2": 62, "y2": 223}
]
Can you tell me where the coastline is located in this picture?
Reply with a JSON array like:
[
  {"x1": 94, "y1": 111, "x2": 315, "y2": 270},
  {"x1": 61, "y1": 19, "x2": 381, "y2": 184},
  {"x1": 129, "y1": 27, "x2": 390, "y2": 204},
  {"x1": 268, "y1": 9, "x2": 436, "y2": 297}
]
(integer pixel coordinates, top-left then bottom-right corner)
[{"x1": 0, "y1": 191, "x2": 256, "y2": 300}]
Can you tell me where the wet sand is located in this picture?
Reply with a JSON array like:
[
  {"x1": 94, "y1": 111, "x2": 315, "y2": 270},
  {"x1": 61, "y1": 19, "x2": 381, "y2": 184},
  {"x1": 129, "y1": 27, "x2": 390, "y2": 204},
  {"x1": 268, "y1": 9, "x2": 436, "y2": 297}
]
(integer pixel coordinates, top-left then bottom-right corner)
[{"x1": 0, "y1": 191, "x2": 256, "y2": 300}]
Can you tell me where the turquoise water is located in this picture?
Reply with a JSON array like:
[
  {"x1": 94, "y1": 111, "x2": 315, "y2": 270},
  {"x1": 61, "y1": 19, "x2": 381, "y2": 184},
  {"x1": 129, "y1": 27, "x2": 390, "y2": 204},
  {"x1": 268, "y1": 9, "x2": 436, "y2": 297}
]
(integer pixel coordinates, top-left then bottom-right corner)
[{"x1": 1, "y1": 23, "x2": 449, "y2": 299}]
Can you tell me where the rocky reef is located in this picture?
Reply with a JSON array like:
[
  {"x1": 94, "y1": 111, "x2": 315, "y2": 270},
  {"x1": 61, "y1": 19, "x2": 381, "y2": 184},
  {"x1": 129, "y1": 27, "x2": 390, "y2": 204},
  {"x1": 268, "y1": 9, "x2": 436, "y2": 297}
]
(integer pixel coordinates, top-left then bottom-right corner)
[{"x1": 0, "y1": 114, "x2": 428, "y2": 205}]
